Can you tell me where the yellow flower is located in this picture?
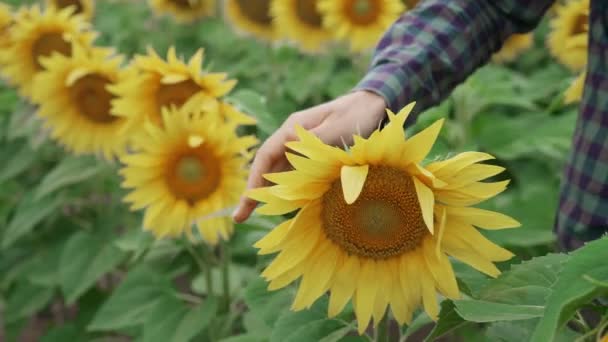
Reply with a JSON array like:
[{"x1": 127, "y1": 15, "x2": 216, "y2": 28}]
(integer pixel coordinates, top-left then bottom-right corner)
[
  {"x1": 318, "y1": 0, "x2": 404, "y2": 52},
  {"x1": 31, "y1": 46, "x2": 131, "y2": 160},
  {"x1": 45, "y1": 0, "x2": 95, "y2": 21},
  {"x1": 270, "y1": 0, "x2": 332, "y2": 53},
  {"x1": 402, "y1": 0, "x2": 419, "y2": 8},
  {"x1": 564, "y1": 71, "x2": 585, "y2": 104},
  {"x1": 111, "y1": 47, "x2": 244, "y2": 134},
  {"x1": 148, "y1": 0, "x2": 215, "y2": 23},
  {"x1": 547, "y1": 0, "x2": 589, "y2": 71},
  {"x1": 120, "y1": 106, "x2": 258, "y2": 244},
  {"x1": 0, "y1": 5, "x2": 96, "y2": 98},
  {"x1": 250, "y1": 103, "x2": 519, "y2": 333},
  {"x1": 0, "y1": 3, "x2": 12, "y2": 47},
  {"x1": 224, "y1": 0, "x2": 276, "y2": 41},
  {"x1": 492, "y1": 33, "x2": 533, "y2": 63}
]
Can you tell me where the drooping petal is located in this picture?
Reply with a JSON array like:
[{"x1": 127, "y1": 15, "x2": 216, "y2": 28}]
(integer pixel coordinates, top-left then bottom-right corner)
[
  {"x1": 445, "y1": 206, "x2": 521, "y2": 230},
  {"x1": 355, "y1": 259, "x2": 378, "y2": 334},
  {"x1": 328, "y1": 254, "x2": 360, "y2": 317},
  {"x1": 254, "y1": 219, "x2": 293, "y2": 255},
  {"x1": 413, "y1": 177, "x2": 435, "y2": 234},
  {"x1": 341, "y1": 164, "x2": 369, "y2": 204}
]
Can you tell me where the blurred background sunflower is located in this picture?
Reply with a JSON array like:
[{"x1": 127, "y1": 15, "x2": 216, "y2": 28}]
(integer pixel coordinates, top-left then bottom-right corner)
[
  {"x1": 0, "y1": 5, "x2": 96, "y2": 98},
  {"x1": 111, "y1": 46, "x2": 236, "y2": 133},
  {"x1": 250, "y1": 104, "x2": 518, "y2": 333},
  {"x1": 31, "y1": 46, "x2": 131, "y2": 160},
  {"x1": 224, "y1": 0, "x2": 276, "y2": 41},
  {"x1": 270, "y1": 0, "x2": 332, "y2": 53},
  {"x1": 148, "y1": 0, "x2": 215, "y2": 23},
  {"x1": 45, "y1": 0, "x2": 96, "y2": 21},
  {"x1": 318, "y1": 0, "x2": 404, "y2": 52},
  {"x1": 492, "y1": 33, "x2": 534, "y2": 63},
  {"x1": 120, "y1": 106, "x2": 257, "y2": 244},
  {"x1": 547, "y1": 0, "x2": 589, "y2": 71},
  {"x1": 564, "y1": 71, "x2": 585, "y2": 104}
]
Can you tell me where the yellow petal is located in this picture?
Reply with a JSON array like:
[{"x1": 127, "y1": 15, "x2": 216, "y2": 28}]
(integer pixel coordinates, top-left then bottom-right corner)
[
  {"x1": 422, "y1": 239, "x2": 460, "y2": 299},
  {"x1": 444, "y1": 224, "x2": 514, "y2": 262},
  {"x1": 291, "y1": 240, "x2": 338, "y2": 310},
  {"x1": 161, "y1": 73, "x2": 189, "y2": 84},
  {"x1": 419, "y1": 259, "x2": 440, "y2": 320},
  {"x1": 341, "y1": 165, "x2": 369, "y2": 204},
  {"x1": 355, "y1": 259, "x2": 378, "y2": 334},
  {"x1": 255, "y1": 199, "x2": 307, "y2": 215},
  {"x1": 413, "y1": 177, "x2": 434, "y2": 234},
  {"x1": 387, "y1": 258, "x2": 411, "y2": 325},
  {"x1": 426, "y1": 152, "x2": 495, "y2": 175},
  {"x1": 441, "y1": 237, "x2": 501, "y2": 277},
  {"x1": 188, "y1": 134, "x2": 205, "y2": 148},
  {"x1": 328, "y1": 255, "x2": 359, "y2": 317},
  {"x1": 445, "y1": 206, "x2": 521, "y2": 230},
  {"x1": 401, "y1": 119, "x2": 444, "y2": 165},
  {"x1": 254, "y1": 219, "x2": 293, "y2": 255}
]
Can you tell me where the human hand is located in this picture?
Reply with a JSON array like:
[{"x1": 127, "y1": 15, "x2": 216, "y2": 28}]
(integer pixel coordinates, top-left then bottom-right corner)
[{"x1": 232, "y1": 90, "x2": 387, "y2": 223}]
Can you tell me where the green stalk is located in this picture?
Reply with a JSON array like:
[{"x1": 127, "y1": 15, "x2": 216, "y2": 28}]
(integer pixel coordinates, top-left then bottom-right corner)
[
  {"x1": 185, "y1": 242, "x2": 214, "y2": 297},
  {"x1": 375, "y1": 314, "x2": 390, "y2": 342},
  {"x1": 220, "y1": 240, "x2": 231, "y2": 313}
]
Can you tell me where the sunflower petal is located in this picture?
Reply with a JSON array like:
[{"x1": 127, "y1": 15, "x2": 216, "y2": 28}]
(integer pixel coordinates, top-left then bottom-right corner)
[
  {"x1": 413, "y1": 177, "x2": 435, "y2": 234},
  {"x1": 341, "y1": 165, "x2": 369, "y2": 204}
]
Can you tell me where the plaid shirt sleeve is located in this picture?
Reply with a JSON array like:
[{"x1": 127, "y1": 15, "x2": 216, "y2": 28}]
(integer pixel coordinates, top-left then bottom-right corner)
[{"x1": 355, "y1": 0, "x2": 554, "y2": 114}]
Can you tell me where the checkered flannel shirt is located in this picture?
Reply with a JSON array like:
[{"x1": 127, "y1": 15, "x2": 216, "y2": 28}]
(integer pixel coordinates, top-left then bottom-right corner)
[{"x1": 355, "y1": 0, "x2": 608, "y2": 250}]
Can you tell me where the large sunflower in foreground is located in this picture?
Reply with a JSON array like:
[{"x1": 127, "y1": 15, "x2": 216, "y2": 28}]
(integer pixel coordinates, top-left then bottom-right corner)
[
  {"x1": 547, "y1": 0, "x2": 589, "y2": 71},
  {"x1": 120, "y1": 107, "x2": 257, "y2": 243},
  {"x1": 564, "y1": 71, "x2": 585, "y2": 104},
  {"x1": 318, "y1": 0, "x2": 404, "y2": 52},
  {"x1": 111, "y1": 47, "x2": 241, "y2": 133},
  {"x1": 0, "y1": 5, "x2": 96, "y2": 97},
  {"x1": 45, "y1": 0, "x2": 95, "y2": 21},
  {"x1": 31, "y1": 46, "x2": 131, "y2": 160},
  {"x1": 225, "y1": 0, "x2": 276, "y2": 41},
  {"x1": 271, "y1": 0, "x2": 332, "y2": 53},
  {"x1": 148, "y1": 0, "x2": 215, "y2": 23},
  {"x1": 492, "y1": 33, "x2": 533, "y2": 63},
  {"x1": 249, "y1": 103, "x2": 519, "y2": 333}
]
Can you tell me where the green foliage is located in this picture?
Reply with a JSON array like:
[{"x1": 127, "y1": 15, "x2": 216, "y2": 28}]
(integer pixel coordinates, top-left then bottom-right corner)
[{"x1": 0, "y1": 2, "x2": 606, "y2": 342}]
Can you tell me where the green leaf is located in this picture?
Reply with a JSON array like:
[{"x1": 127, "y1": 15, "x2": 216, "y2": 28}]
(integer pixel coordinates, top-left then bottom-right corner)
[
  {"x1": 59, "y1": 231, "x2": 128, "y2": 304},
  {"x1": 2, "y1": 192, "x2": 63, "y2": 248},
  {"x1": 285, "y1": 319, "x2": 347, "y2": 342},
  {"x1": 143, "y1": 296, "x2": 218, "y2": 342},
  {"x1": 88, "y1": 266, "x2": 172, "y2": 331},
  {"x1": 317, "y1": 324, "x2": 354, "y2": 342},
  {"x1": 453, "y1": 300, "x2": 544, "y2": 322},
  {"x1": 531, "y1": 237, "x2": 608, "y2": 342},
  {"x1": 34, "y1": 156, "x2": 105, "y2": 200},
  {"x1": 0, "y1": 142, "x2": 39, "y2": 184},
  {"x1": 243, "y1": 276, "x2": 293, "y2": 327},
  {"x1": 486, "y1": 319, "x2": 581, "y2": 342},
  {"x1": 6, "y1": 281, "x2": 54, "y2": 323},
  {"x1": 424, "y1": 301, "x2": 466, "y2": 341},
  {"x1": 218, "y1": 335, "x2": 266, "y2": 342},
  {"x1": 227, "y1": 89, "x2": 280, "y2": 138}
]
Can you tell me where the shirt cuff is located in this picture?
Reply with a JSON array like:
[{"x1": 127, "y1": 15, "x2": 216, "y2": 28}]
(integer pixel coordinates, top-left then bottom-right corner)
[{"x1": 353, "y1": 62, "x2": 415, "y2": 114}]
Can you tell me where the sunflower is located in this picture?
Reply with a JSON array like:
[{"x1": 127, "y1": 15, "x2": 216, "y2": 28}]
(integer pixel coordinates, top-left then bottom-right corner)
[
  {"x1": 224, "y1": 0, "x2": 276, "y2": 41},
  {"x1": 564, "y1": 71, "x2": 585, "y2": 104},
  {"x1": 270, "y1": 0, "x2": 332, "y2": 53},
  {"x1": 45, "y1": 0, "x2": 95, "y2": 21},
  {"x1": 318, "y1": 0, "x2": 404, "y2": 52},
  {"x1": 492, "y1": 33, "x2": 533, "y2": 63},
  {"x1": 111, "y1": 47, "x2": 238, "y2": 133},
  {"x1": 148, "y1": 0, "x2": 215, "y2": 23},
  {"x1": 120, "y1": 106, "x2": 257, "y2": 243},
  {"x1": 30, "y1": 46, "x2": 130, "y2": 159},
  {"x1": 0, "y1": 3, "x2": 12, "y2": 47},
  {"x1": 547, "y1": 0, "x2": 589, "y2": 71},
  {"x1": 0, "y1": 5, "x2": 96, "y2": 98},
  {"x1": 249, "y1": 103, "x2": 519, "y2": 333}
]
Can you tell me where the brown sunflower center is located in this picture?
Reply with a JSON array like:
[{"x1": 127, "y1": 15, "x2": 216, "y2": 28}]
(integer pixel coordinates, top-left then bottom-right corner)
[
  {"x1": 156, "y1": 79, "x2": 202, "y2": 112},
  {"x1": 55, "y1": 0, "x2": 84, "y2": 14},
  {"x1": 166, "y1": 147, "x2": 221, "y2": 204},
  {"x1": 321, "y1": 166, "x2": 428, "y2": 259},
  {"x1": 31, "y1": 32, "x2": 72, "y2": 70},
  {"x1": 69, "y1": 74, "x2": 118, "y2": 123},
  {"x1": 572, "y1": 13, "x2": 589, "y2": 35},
  {"x1": 295, "y1": 0, "x2": 322, "y2": 27},
  {"x1": 345, "y1": 0, "x2": 380, "y2": 25},
  {"x1": 234, "y1": 0, "x2": 273, "y2": 25}
]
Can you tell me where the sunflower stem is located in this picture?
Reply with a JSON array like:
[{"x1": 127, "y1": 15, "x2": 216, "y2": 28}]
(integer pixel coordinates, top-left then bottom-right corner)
[
  {"x1": 375, "y1": 314, "x2": 390, "y2": 342},
  {"x1": 220, "y1": 240, "x2": 231, "y2": 313},
  {"x1": 185, "y1": 241, "x2": 215, "y2": 297}
]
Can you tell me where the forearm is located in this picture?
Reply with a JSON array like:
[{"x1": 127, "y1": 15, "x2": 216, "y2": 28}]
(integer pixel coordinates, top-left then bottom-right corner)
[{"x1": 356, "y1": 0, "x2": 554, "y2": 115}]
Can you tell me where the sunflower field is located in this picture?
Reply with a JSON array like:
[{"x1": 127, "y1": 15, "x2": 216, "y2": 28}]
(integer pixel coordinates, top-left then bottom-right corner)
[{"x1": 0, "y1": 0, "x2": 606, "y2": 341}]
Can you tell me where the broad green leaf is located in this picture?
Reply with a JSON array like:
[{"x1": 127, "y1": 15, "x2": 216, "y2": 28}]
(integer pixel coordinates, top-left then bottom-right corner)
[
  {"x1": 6, "y1": 281, "x2": 54, "y2": 323},
  {"x1": 34, "y1": 156, "x2": 106, "y2": 200},
  {"x1": 40, "y1": 323, "x2": 82, "y2": 342},
  {"x1": 531, "y1": 238, "x2": 608, "y2": 342},
  {"x1": 143, "y1": 295, "x2": 218, "y2": 342},
  {"x1": 423, "y1": 301, "x2": 466, "y2": 342},
  {"x1": 227, "y1": 89, "x2": 279, "y2": 138},
  {"x1": 285, "y1": 320, "x2": 347, "y2": 342},
  {"x1": 2, "y1": 193, "x2": 63, "y2": 248},
  {"x1": 318, "y1": 324, "x2": 355, "y2": 342},
  {"x1": 243, "y1": 276, "x2": 293, "y2": 327},
  {"x1": 218, "y1": 335, "x2": 266, "y2": 342},
  {"x1": 88, "y1": 266, "x2": 172, "y2": 331},
  {"x1": 0, "y1": 142, "x2": 39, "y2": 184},
  {"x1": 486, "y1": 319, "x2": 581, "y2": 342},
  {"x1": 59, "y1": 231, "x2": 128, "y2": 304},
  {"x1": 453, "y1": 300, "x2": 544, "y2": 322}
]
